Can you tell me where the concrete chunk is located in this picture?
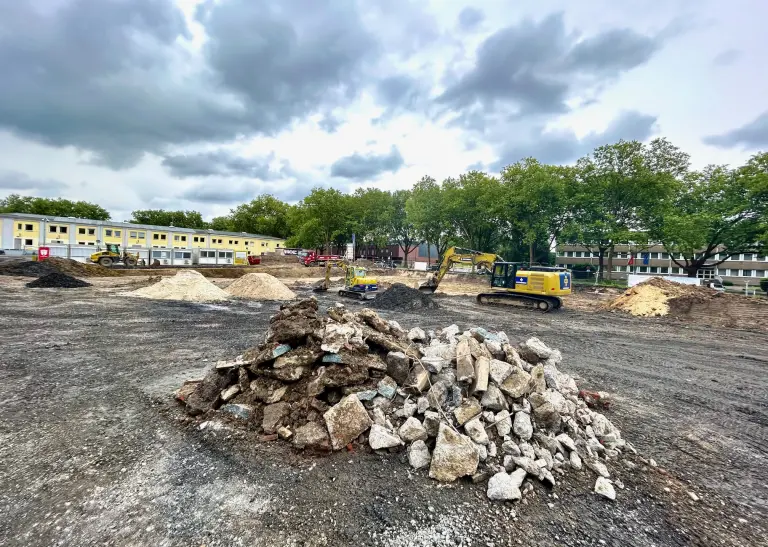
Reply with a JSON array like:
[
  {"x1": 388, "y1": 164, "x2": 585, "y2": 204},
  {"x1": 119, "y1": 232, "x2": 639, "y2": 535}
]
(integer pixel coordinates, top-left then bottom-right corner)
[
  {"x1": 408, "y1": 440, "x2": 431, "y2": 469},
  {"x1": 368, "y1": 424, "x2": 403, "y2": 450},
  {"x1": 453, "y1": 397, "x2": 482, "y2": 425},
  {"x1": 323, "y1": 395, "x2": 373, "y2": 450},
  {"x1": 489, "y1": 359, "x2": 513, "y2": 385},
  {"x1": 429, "y1": 423, "x2": 479, "y2": 482},
  {"x1": 456, "y1": 338, "x2": 475, "y2": 383},
  {"x1": 399, "y1": 417, "x2": 428, "y2": 442},
  {"x1": 471, "y1": 356, "x2": 490, "y2": 393},
  {"x1": 464, "y1": 417, "x2": 489, "y2": 445},
  {"x1": 487, "y1": 471, "x2": 522, "y2": 501}
]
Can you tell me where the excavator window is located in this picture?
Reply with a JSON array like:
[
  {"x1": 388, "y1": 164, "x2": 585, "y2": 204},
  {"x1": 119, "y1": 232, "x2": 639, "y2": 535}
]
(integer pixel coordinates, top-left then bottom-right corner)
[{"x1": 491, "y1": 262, "x2": 519, "y2": 289}]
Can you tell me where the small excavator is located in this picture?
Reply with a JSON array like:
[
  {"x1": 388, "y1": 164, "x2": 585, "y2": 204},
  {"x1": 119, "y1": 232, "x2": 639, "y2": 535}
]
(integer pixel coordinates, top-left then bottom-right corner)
[
  {"x1": 90, "y1": 244, "x2": 139, "y2": 267},
  {"x1": 419, "y1": 246, "x2": 572, "y2": 312},
  {"x1": 313, "y1": 260, "x2": 378, "y2": 300}
]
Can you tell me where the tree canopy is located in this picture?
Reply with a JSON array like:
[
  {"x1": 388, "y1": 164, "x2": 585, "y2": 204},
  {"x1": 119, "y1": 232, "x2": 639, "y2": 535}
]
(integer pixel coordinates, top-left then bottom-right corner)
[
  {"x1": 1, "y1": 194, "x2": 110, "y2": 220},
  {"x1": 3, "y1": 140, "x2": 765, "y2": 276}
]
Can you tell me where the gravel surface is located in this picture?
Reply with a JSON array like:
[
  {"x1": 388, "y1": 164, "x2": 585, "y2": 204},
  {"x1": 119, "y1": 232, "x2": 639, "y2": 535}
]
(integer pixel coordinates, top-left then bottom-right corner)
[{"x1": 0, "y1": 279, "x2": 765, "y2": 546}]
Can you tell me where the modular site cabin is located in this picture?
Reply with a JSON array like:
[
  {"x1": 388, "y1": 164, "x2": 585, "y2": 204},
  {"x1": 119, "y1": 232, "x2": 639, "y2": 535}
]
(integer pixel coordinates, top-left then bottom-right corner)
[{"x1": 0, "y1": 212, "x2": 287, "y2": 265}]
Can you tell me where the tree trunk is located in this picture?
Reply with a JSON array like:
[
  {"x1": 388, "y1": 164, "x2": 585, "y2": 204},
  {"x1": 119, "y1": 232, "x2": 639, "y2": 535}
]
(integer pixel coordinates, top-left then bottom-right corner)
[
  {"x1": 598, "y1": 248, "x2": 605, "y2": 282},
  {"x1": 426, "y1": 241, "x2": 431, "y2": 265},
  {"x1": 606, "y1": 244, "x2": 614, "y2": 281},
  {"x1": 529, "y1": 241, "x2": 534, "y2": 265}
]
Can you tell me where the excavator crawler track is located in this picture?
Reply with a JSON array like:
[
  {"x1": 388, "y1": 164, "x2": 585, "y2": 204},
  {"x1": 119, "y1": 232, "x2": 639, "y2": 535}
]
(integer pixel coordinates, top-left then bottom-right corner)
[
  {"x1": 338, "y1": 289, "x2": 376, "y2": 300},
  {"x1": 476, "y1": 292, "x2": 562, "y2": 312}
]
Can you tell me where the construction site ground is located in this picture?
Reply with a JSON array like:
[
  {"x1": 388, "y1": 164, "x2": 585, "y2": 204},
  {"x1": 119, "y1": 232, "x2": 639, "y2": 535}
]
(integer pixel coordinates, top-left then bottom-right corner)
[{"x1": 0, "y1": 268, "x2": 766, "y2": 546}]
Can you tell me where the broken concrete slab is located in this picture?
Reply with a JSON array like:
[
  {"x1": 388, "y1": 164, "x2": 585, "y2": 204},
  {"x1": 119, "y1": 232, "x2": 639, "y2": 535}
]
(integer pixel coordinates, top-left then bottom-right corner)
[
  {"x1": 262, "y1": 402, "x2": 291, "y2": 434},
  {"x1": 480, "y1": 384, "x2": 508, "y2": 412},
  {"x1": 487, "y1": 471, "x2": 522, "y2": 501},
  {"x1": 399, "y1": 417, "x2": 428, "y2": 442},
  {"x1": 500, "y1": 368, "x2": 532, "y2": 399},
  {"x1": 464, "y1": 417, "x2": 489, "y2": 445},
  {"x1": 513, "y1": 411, "x2": 533, "y2": 441},
  {"x1": 385, "y1": 351, "x2": 410, "y2": 384},
  {"x1": 323, "y1": 395, "x2": 373, "y2": 450},
  {"x1": 456, "y1": 338, "x2": 475, "y2": 384},
  {"x1": 429, "y1": 423, "x2": 479, "y2": 482},
  {"x1": 293, "y1": 422, "x2": 331, "y2": 451},
  {"x1": 408, "y1": 439, "x2": 431, "y2": 469},
  {"x1": 489, "y1": 359, "x2": 513, "y2": 386},
  {"x1": 471, "y1": 356, "x2": 490, "y2": 394},
  {"x1": 453, "y1": 397, "x2": 482, "y2": 426},
  {"x1": 368, "y1": 424, "x2": 403, "y2": 450}
]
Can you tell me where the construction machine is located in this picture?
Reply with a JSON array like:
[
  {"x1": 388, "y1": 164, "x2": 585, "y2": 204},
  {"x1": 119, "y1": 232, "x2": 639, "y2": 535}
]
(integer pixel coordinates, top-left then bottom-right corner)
[
  {"x1": 90, "y1": 244, "x2": 139, "y2": 267},
  {"x1": 313, "y1": 260, "x2": 378, "y2": 300},
  {"x1": 419, "y1": 246, "x2": 572, "y2": 312}
]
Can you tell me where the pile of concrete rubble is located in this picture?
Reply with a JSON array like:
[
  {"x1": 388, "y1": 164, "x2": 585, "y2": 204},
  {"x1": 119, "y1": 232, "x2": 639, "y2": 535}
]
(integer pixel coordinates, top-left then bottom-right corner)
[{"x1": 176, "y1": 298, "x2": 631, "y2": 502}]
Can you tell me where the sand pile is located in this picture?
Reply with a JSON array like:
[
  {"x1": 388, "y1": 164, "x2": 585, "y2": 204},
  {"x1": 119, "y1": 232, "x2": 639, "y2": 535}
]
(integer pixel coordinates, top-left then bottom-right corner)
[
  {"x1": 26, "y1": 272, "x2": 91, "y2": 288},
  {"x1": 607, "y1": 277, "x2": 715, "y2": 317},
  {"x1": 176, "y1": 299, "x2": 636, "y2": 502},
  {"x1": 371, "y1": 283, "x2": 439, "y2": 311},
  {"x1": 130, "y1": 270, "x2": 229, "y2": 302},
  {"x1": 225, "y1": 273, "x2": 296, "y2": 300}
]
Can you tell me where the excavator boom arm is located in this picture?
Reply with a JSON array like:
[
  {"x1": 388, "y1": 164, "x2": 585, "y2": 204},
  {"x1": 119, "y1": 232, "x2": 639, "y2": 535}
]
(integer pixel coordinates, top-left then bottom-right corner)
[{"x1": 425, "y1": 247, "x2": 504, "y2": 290}]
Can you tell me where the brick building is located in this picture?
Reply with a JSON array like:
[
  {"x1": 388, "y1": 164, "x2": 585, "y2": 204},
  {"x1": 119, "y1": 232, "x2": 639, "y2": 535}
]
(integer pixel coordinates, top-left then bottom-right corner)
[{"x1": 555, "y1": 243, "x2": 768, "y2": 286}]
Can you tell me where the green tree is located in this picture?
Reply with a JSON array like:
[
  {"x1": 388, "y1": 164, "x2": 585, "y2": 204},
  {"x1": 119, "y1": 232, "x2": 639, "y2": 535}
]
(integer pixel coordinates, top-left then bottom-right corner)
[
  {"x1": 0, "y1": 194, "x2": 110, "y2": 220},
  {"x1": 442, "y1": 171, "x2": 503, "y2": 252},
  {"x1": 130, "y1": 209, "x2": 207, "y2": 228},
  {"x1": 565, "y1": 139, "x2": 685, "y2": 280},
  {"x1": 653, "y1": 161, "x2": 766, "y2": 277},
  {"x1": 499, "y1": 159, "x2": 574, "y2": 264},
  {"x1": 209, "y1": 216, "x2": 233, "y2": 231},
  {"x1": 406, "y1": 176, "x2": 454, "y2": 263},
  {"x1": 348, "y1": 188, "x2": 393, "y2": 257},
  {"x1": 291, "y1": 188, "x2": 349, "y2": 253},
  {"x1": 228, "y1": 195, "x2": 290, "y2": 238},
  {"x1": 387, "y1": 189, "x2": 420, "y2": 268}
]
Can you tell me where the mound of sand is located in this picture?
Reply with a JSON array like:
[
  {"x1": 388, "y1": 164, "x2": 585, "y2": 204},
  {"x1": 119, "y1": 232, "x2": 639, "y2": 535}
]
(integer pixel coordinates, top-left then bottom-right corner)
[
  {"x1": 607, "y1": 277, "x2": 715, "y2": 317},
  {"x1": 225, "y1": 273, "x2": 296, "y2": 300},
  {"x1": 129, "y1": 270, "x2": 229, "y2": 302}
]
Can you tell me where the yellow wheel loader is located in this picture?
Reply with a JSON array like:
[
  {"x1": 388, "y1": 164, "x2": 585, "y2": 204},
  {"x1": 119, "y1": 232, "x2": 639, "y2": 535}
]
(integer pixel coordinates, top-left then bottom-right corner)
[
  {"x1": 419, "y1": 246, "x2": 572, "y2": 312},
  {"x1": 90, "y1": 244, "x2": 139, "y2": 267},
  {"x1": 313, "y1": 260, "x2": 378, "y2": 300}
]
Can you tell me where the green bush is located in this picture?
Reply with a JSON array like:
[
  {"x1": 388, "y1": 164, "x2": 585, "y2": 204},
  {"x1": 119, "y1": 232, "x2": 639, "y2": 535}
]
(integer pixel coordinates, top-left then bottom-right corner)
[
  {"x1": 723, "y1": 280, "x2": 734, "y2": 287},
  {"x1": 760, "y1": 278, "x2": 768, "y2": 293}
]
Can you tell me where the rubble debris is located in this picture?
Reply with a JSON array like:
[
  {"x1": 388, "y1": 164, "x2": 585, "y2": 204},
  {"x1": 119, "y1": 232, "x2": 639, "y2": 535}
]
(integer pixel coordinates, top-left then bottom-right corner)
[
  {"x1": 594, "y1": 477, "x2": 616, "y2": 500},
  {"x1": 175, "y1": 297, "x2": 635, "y2": 502},
  {"x1": 369, "y1": 424, "x2": 403, "y2": 449},
  {"x1": 429, "y1": 423, "x2": 479, "y2": 482},
  {"x1": 1, "y1": 257, "x2": 116, "y2": 278},
  {"x1": 129, "y1": 270, "x2": 229, "y2": 302},
  {"x1": 408, "y1": 440, "x2": 431, "y2": 469},
  {"x1": 487, "y1": 471, "x2": 523, "y2": 501},
  {"x1": 324, "y1": 395, "x2": 373, "y2": 450},
  {"x1": 26, "y1": 272, "x2": 91, "y2": 288},
  {"x1": 370, "y1": 282, "x2": 439, "y2": 310},
  {"x1": 224, "y1": 272, "x2": 296, "y2": 300}
]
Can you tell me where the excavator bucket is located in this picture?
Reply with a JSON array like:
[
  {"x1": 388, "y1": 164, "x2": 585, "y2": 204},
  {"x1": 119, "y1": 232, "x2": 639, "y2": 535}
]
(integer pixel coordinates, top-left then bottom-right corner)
[{"x1": 418, "y1": 273, "x2": 438, "y2": 293}]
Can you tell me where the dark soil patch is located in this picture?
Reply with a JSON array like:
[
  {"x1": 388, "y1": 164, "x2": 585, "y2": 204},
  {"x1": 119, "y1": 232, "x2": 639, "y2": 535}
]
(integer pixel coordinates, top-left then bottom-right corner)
[
  {"x1": 370, "y1": 282, "x2": 439, "y2": 310},
  {"x1": 26, "y1": 272, "x2": 92, "y2": 288},
  {"x1": 0, "y1": 259, "x2": 58, "y2": 277}
]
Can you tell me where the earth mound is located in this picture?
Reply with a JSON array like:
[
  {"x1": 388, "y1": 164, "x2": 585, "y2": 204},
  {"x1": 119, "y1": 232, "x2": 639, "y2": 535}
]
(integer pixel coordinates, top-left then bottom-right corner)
[
  {"x1": 371, "y1": 283, "x2": 439, "y2": 311},
  {"x1": 26, "y1": 272, "x2": 91, "y2": 288},
  {"x1": 225, "y1": 273, "x2": 296, "y2": 300}
]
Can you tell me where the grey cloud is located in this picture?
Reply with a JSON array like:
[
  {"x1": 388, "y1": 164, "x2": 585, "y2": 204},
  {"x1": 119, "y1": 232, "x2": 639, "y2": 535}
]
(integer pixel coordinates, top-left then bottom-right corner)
[
  {"x1": 457, "y1": 7, "x2": 484, "y2": 31},
  {"x1": 438, "y1": 13, "x2": 663, "y2": 125},
  {"x1": 180, "y1": 182, "x2": 261, "y2": 204},
  {"x1": 703, "y1": 112, "x2": 768, "y2": 149},
  {"x1": 491, "y1": 111, "x2": 657, "y2": 170},
  {"x1": 318, "y1": 114, "x2": 343, "y2": 133},
  {"x1": 200, "y1": 0, "x2": 378, "y2": 130},
  {"x1": 0, "y1": 170, "x2": 68, "y2": 193},
  {"x1": 712, "y1": 48, "x2": 741, "y2": 66},
  {"x1": 162, "y1": 150, "x2": 282, "y2": 179},
  {"x1": 0, "y1": 0, "x2": 381, "y2": 169},
  {"x1": 330, "y1": 146, "x2": 405, "y2": 180}
]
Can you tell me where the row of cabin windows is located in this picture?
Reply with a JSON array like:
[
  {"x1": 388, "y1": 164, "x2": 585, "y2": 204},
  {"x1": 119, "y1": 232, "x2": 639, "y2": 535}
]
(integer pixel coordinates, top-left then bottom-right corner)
[
  {"x1": 17, "y1": 223, "x2": 35, "y2": 231},
  {"x1": 561, "y1": 250, "x2": 768, "y2": 261}
]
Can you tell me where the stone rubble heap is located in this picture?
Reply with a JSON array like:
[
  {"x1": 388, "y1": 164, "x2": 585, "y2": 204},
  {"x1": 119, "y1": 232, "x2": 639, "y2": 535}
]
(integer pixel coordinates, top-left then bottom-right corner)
[{"x1": 176, "y1": 298, "x2": 632, "y2": 501}]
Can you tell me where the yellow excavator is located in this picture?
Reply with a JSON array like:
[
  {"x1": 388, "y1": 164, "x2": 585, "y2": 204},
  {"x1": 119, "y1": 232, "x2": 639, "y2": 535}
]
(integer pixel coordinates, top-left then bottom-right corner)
[
  {"x1": 419, "y1": 246, "x2": 572, "y2": 312},
  {"x1": 313, "y1": 260, "x2": 378, "y2": 300},
  {"x1": 90, "y1": 244, "x2": 139, "y2": 267}
]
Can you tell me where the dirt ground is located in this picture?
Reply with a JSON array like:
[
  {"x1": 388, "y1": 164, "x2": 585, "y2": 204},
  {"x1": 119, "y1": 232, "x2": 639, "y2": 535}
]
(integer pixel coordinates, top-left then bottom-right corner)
[{"x1": 0, "y1": 275, "x2": 766, "y2": 546}]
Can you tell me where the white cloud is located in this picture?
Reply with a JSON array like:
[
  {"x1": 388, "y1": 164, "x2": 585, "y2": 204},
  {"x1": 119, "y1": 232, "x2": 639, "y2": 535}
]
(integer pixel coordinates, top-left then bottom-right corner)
[{"x1": 0, "y1": 0, "x2": 766, "y2": 220}]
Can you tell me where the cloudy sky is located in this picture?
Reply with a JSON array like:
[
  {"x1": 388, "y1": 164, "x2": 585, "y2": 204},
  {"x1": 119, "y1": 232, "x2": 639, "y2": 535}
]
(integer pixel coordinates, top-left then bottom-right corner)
[{"x1": 0, "y1": 0, "x2": 766, "y2": 221}]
